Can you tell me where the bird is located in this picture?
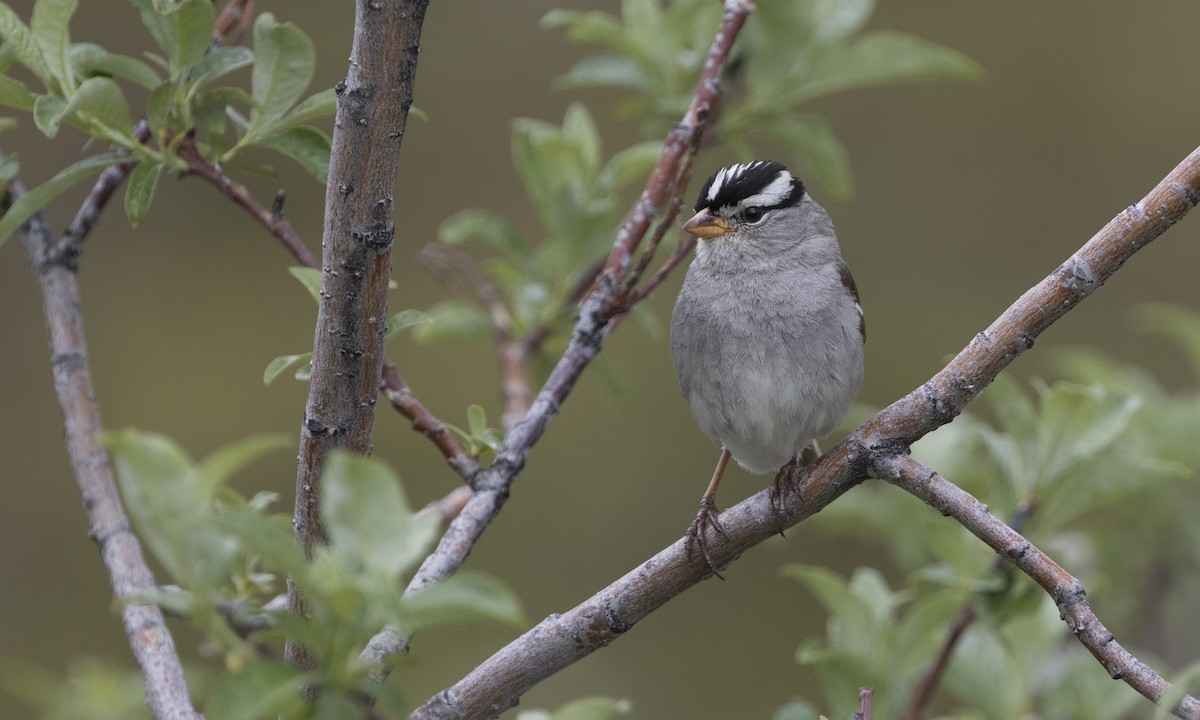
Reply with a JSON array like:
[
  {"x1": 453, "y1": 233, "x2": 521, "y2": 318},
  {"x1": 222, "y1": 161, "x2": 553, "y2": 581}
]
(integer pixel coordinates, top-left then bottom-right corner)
[{"x1": 669, "y1": 160, "x2": 865, "y2": 573}]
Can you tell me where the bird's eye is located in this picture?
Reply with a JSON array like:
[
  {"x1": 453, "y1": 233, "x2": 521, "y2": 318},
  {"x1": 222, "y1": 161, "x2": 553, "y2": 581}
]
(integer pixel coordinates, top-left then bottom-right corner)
[{"x1": 742, "y1": 206, "x2": 765, "y2": 224}]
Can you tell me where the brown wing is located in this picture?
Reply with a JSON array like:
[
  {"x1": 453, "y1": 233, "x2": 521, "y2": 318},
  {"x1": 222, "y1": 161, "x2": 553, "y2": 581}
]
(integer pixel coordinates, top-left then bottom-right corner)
[{"x1": 839, "y1": 262, "x2": 865, "y2": 344}]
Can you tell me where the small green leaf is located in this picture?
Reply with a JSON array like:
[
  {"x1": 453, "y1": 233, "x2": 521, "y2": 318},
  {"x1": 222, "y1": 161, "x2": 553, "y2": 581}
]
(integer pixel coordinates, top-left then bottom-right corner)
[
  {"x1": 403, "y1": 571, "x2": 526, "y2": 632},
  {"x1": 321, "y1": 452, "x2": 440, "y2": 579},
  {"x1": 206, "y1": 660, "x2": 307, "y2": 720},
  {"x1": 439, "y1": 208, "x2": 530, "y2": 263},
  {"x1": 467, "y1": 404, "x2": 487, "y2": 438},
  {"x1": 411, "y1": 299, "x2": 492, "y2": 344},
  {"x1": 131, "y1": 0, "x2": 214, "y2": 81},
  {"x1": 794, "y1": 31, "x2": 982, "y2": 104},
  {"x1": 555, "y1": 54, "x2": 649, "y2": 92},
  {"x1": 124, "y1": 159, "x2": 163, "y2": 226},
  {"x1": 197, "y1": 433, "x2": 291, "y2": 489},
  {"x1": 32, "y1": 92, "x2": 66, "y2": 136},
  {"x1": 0, "y1": 151, "x2": 122, "y2": 249},
  {"x1": 249, "y1": 124, "x2": 330, "y2": 184},
  {"x1": 70, "y1": 43, "x2": 162, "y2": 89},
  {"x1": 62, "y1": 77, "x2": 135, "y2": 143},
  {"x1": 0, "y1": 4, "x2": 51, "y2": 86},
  {"x1": 244, "y1": 14, "x2": 315, "y2": 144},
  {"x1": 188, "y1": 45, "x2": 253, "y2": 90},
  {"x1": 562, "y1": 103, "x2": 601, "y2": 176},
  {"x1": 767, "y1": 115, "x2": 853, "y2": 199},
  {"x1": 287, "y1": 266, "x2": 322, "y2": 302},
  {"x1": 263, "y1": 352, "x2": 311, "y2": 385},
  {"x1": 145, "y1": 82, "x2": 175, "y2": 138},
  {"x1": 0, "y1": 75, "x2": 36, "y2": 112},
  {"x1": 385, "y1": 309, "x2": 433, "y2": 338},
  {"x1": 274, "y1": 88, "x2": 336, "y2": 132},
  {"x1": 595, "y1": 140, "x2": 661, "y2": 195},
  {"x1": 810, "y1": 0, "x2": 875, "y2": 43},
  {"x1": 31, "y1": 0, "x2": 77, "y2": 94}
]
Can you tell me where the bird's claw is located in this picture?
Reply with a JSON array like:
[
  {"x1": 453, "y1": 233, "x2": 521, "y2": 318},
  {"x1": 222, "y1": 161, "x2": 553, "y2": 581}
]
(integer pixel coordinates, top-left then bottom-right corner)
[
  {"x1": 769, "y1": 459, "x2": 807, "y2": 537},
  {"x1": 686, "y1": 496, "x2": 728, "y2": 579}
]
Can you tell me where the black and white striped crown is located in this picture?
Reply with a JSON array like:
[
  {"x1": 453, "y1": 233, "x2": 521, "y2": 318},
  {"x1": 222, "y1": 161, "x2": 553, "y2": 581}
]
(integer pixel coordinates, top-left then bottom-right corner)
[{"x1": 694, "y1": 160, "x2": 805, "y2": 214}]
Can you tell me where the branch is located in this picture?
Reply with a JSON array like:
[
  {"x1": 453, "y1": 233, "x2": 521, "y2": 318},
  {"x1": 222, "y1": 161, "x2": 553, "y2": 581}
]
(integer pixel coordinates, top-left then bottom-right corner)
[
  {"x1": 287, "y1": 0, "x2": 431, "y2": 667},
  {"x1": 180, "y1": 140, "x2": 319, "y2": 269},
  {"x1": 879, "y1": 455, "x2": 1200, "y2": 719},
  {"x1": 10, "y1": 181, "x2": 199, "y2": 720},
  {"x1": 410, "y1": 145, "x2": 1200, "y2": 718}
]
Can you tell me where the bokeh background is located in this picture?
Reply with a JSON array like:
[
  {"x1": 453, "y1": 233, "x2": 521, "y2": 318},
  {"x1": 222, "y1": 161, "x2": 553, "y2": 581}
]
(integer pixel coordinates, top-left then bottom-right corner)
[{"x1": 2, "y1": 1, "x2": 1199, "y2": 718}]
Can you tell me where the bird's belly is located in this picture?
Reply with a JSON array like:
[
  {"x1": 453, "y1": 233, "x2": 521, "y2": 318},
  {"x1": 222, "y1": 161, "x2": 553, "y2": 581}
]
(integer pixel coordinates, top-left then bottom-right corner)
[{"x1": 686, "y1": 349, "x2": 851, "y2": 475}]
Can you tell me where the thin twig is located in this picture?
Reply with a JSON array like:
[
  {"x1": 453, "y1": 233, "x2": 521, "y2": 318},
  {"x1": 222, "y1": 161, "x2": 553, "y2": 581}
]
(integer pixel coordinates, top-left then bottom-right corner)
[
  {"x1": 9, "y1": 180, "x2": 200, "y2": 720},
  {"x1": 214, "y1": 0, "x2": 256, "y2": 44},
  {"x1": 409, "y1": 145, "x2": 1200, "y2": 719},
  {"x1": 879, "y1": 456, "x2": 1200, "y2": 718},
  {"x1": 179, "y1": 139, "x2": 319, "y2": 268},
  {"x1": 381, "y1": 362, "x2": 481, "y2": 482},
  {"x1": 51, "y1": 120, "x2": 152, "y2": 266},
  {"x1": 855, "y1": 688, "x2": 875, "y2": 720}
]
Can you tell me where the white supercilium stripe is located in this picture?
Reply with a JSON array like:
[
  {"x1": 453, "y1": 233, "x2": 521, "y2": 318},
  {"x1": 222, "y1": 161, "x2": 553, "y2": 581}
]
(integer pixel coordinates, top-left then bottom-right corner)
[{"x1": 737, "y1": 171, "x2": 792, "y2": 209}]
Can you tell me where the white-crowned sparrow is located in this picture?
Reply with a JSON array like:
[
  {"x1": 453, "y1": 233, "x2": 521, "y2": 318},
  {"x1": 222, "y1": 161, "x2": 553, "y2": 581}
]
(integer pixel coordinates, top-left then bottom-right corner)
[{"x1": 670, "y1": 160, "x2": 865, "y2": 570}]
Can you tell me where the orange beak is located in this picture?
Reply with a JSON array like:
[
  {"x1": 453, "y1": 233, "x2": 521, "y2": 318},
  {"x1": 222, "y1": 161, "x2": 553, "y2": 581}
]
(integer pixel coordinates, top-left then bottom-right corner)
[{"x1": 682, "y1": 209, "x2": 732, "y2": 239}]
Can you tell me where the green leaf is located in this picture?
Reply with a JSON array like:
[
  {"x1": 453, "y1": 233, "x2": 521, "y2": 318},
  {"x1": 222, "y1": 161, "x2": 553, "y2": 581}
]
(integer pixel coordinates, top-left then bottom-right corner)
[
  {"x1": 794, "y1": 31, "x2": 982, "y2": 104},
  {"x1": 105, "y1": 429, "x2": 238, "y2": 592},
  {"x1": 411, "y1": 299, "x2": 493, "y2": 344},
  {"x1": 244, "y1": 13, "x2": 315, "y2": 144},
  {"x1": 562, "y1": 103, "x2": 601, "y2": 176},
  {"x1": 274, "y1": 88, "x2": 336, "y2": 132},
  {"x1": 321, "y1": 452, "x2": 440, "y2": 580},
  {"x1": 0, "y1": 4, "x2": 50, "y2": 86},
  {"x1": 124, "y1": 159, "x2": 163, "y2": 226},
  {"x1": 0, "y1": 151, "x2": 122, "y2": 249},
  {"x1": 205, "y1": 660, "x2": 307, "y2": 720},
  {"x1": 766, "y1": 115, "x2": 853, "y2": 199},
  {"x1": 555, "y1": 54, "x2": 650, "y2": 92},
  {"x1": 403, "y1": 571, "x2": 526, "y2": 632},
  {"x1": 145, "y1": 81, "x2": 175, "y2": 138},
  {"x1": 385, "y1": 309, "x2": 433, "y2": 338},
  {"x1": 467, "y1": 404, "x2": 487, "y2": 438},
  {"x1": 188, "y1": 45, "x2": 253, "y2": 90},
  {"x1": 62, "y1": 77, "x2": 135, "y2": 143},
  {"x1": 0, "y1": 74, "x2": 36, "y2": 111},
  {"x1": 263, "y1": 352, "x2": 311, "y2": 385},
  {"x1": 439, "y1": 208, "x2": 530, "y2": 263},
  {"x1": 287, "y1": 265, "x2": 322, "y2": 302},
  {"x1": 249, "y1": 124, "x2": 330, "y2": 184},
  {"x1": 131, "y1": 0, "x2": 214, "y2": 81},
  {"x1": 595, "y1": 140, "x2": 661, "y2": 196},
  {"x1": 810, "y1": 0, "x2": 875, "y2": 43},
  {"x1": 70, "y1": 43, "x2": 162, "y2": 89},
  {"x1": 30, "y1": 0, "x2": 77, "y2": 94},
  {"x1": 197, "y1": 433, "x2": 291, "y2": 489},
  {"x1": 32, "y1": 92, "x2": 66, "y2": 136}
]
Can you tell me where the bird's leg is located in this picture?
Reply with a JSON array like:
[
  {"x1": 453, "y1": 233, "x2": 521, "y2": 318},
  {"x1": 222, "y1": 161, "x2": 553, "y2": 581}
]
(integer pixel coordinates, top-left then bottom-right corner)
[
  {"x1": 769, "y1": 440, "x2": 822, "y2": 534},
  {"x1": 687, "y1": 447, "x2": 732, "y2": 578}
]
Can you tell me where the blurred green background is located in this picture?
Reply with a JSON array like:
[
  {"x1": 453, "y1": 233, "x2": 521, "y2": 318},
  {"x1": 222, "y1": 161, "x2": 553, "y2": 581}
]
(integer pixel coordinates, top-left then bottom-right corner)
[{"x1": 1, "y1": 1, "x2": 1199, "y2": 718}]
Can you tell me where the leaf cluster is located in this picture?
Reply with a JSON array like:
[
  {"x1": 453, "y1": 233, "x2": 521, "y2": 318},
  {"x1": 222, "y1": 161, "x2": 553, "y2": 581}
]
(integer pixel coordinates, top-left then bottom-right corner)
[
  {"x1": 104, "y1": 431, "x2": 524, "y2": 719},
  {"x1": 0, "y1": 0, "x2": 333, "y2": 247},
  {"x1": 779, "y1": 305, "x2": 1200, "y2": 719},
  {"x1": 545, "y1": 0, "x2": 980, "y2": 198}
]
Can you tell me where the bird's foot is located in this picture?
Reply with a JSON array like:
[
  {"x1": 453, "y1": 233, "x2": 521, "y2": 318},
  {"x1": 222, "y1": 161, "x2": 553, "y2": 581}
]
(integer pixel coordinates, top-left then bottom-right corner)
[
  {"x1": 769, "y1": 458, "x2": 808, "y2": 537},
  {"x1": 686, "y1": 496, "x2": 729, "y2": 579}
]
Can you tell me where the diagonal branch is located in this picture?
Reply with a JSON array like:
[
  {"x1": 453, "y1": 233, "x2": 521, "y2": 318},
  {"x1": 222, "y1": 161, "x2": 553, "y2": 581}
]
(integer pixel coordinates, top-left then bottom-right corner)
[
  {"x1": 410, "y1": 145, "x2": 1200, "y2": 719},
  {"x1": 878, "y1": 455, "x2": 1200, "y2": 719},
  {"x1": 10, "y1": 180, "x2": 200, "y2": 720}
]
